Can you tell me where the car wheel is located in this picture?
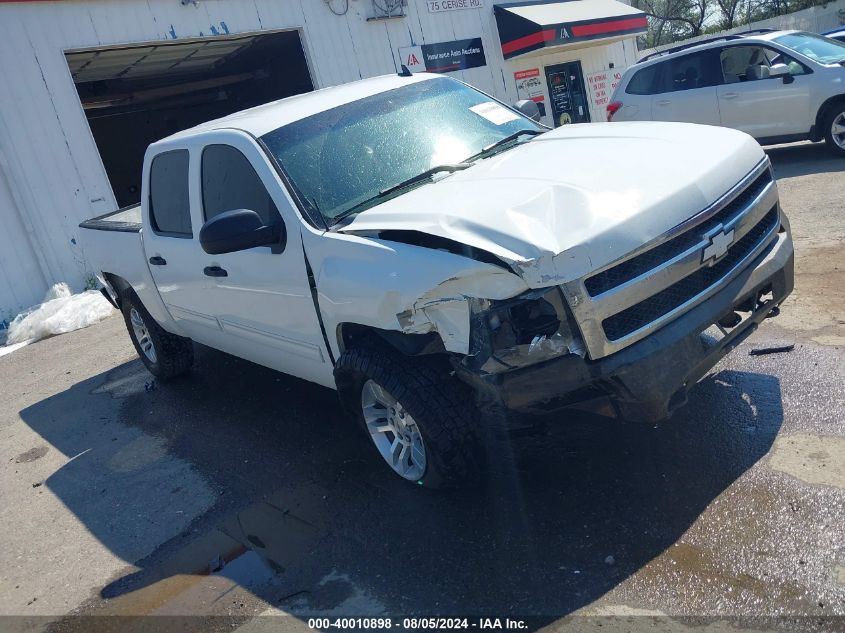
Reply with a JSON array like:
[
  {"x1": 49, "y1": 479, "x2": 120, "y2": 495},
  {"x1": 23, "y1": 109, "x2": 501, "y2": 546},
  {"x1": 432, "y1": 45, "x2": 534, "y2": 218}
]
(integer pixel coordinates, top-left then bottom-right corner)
[
  {"x1": 823, "y1": 103, "x2": 845, "y2": 157},
  {"x1": 334, "y1": 345, "x2": 482, "y2": 488},
  {"x1": 121, "y1": 290, "x2": 193, "y2": 380}
]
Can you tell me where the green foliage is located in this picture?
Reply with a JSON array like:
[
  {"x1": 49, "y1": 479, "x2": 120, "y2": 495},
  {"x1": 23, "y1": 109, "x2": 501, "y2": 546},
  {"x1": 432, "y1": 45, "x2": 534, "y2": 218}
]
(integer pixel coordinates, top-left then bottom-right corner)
[
  {"x1": 633, "y1": 0, "x2": 833, "y2": 48},
  {"x1": 84, "y1": 273, "x2": 100, "y2": 291}
]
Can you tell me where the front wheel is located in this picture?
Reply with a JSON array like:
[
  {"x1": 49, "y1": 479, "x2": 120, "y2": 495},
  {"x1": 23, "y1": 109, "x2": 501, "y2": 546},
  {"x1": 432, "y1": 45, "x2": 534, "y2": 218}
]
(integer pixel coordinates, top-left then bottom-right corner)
[
  {"x1": 335, "y1": 346, "x2": 482, "y2": 488},
  {"x1": 823, "y1": 104, "x2": 845, "y2": 157},
  {"x1": 121, "y1": 291, "x2": 193, "y2": 380}
]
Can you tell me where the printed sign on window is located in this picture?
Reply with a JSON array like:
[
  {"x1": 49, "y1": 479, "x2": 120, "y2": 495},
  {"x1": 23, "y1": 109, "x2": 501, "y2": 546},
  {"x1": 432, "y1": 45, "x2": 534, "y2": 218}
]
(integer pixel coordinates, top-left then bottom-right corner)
[
  {"x1": 514, "y1": 68, "x2": 544, "y2": 103},
  {"x1": 470, "y1": 102, "x2": 520, "y2": 125},
  {"x1": 586, "y1": 68, "x2": 623, "y2": 112}
]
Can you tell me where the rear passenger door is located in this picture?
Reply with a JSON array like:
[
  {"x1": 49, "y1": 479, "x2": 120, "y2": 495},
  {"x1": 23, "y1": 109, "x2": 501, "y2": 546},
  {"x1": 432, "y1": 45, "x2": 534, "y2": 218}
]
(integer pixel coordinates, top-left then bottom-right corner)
[
  {"x1": 715, "y1": 44, "x2": 812, "y2": 139},
  {"x1": 142, "y1": 148, "x2": 213, "y2": 338},
  {"x1": 650, "y1": 50, "x2": 722, "y2": 126}
]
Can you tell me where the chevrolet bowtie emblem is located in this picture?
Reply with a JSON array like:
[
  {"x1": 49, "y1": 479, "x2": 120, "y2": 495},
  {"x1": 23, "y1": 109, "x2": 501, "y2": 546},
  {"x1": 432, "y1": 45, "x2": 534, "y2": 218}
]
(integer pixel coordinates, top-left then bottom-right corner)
[{"x1": 701, "y1": 226, "x2": 735, "y2": 265}]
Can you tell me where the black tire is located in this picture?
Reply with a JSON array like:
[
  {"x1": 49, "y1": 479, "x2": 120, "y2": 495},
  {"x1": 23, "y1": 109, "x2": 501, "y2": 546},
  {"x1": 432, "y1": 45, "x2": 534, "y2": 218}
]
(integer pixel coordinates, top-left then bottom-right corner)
[
  {"x1": 823, "y1": 102, "x2": 845, "y2": 157},
  {"x1": 334, "y1": 345, "x2": 482, "y2": 488},
  {"x1": 121, "y1": 290, "x2": 193, "y2": 380}
]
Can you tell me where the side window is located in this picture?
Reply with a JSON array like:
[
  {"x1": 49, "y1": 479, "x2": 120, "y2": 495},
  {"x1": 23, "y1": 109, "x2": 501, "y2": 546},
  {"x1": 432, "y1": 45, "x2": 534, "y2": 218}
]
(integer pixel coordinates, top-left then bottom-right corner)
[
  {"x1": 149, "y1": 150, "x2": 191, "y2": 237},
  {"x1": 719, "y1": 45, "x2": 808, "y2": 82},
  {"x1": 625, "y1": 64, "x2": 661, "y2": 95},
  {"x1": 763, "y1": 47, "x2": 810, "y2": 76},
  {"x1": 201, "y1": 144, "x2": 280, "y2": 226},
  {"x1": 660, "y1": 51, "x2": 721, "y2": 92}
]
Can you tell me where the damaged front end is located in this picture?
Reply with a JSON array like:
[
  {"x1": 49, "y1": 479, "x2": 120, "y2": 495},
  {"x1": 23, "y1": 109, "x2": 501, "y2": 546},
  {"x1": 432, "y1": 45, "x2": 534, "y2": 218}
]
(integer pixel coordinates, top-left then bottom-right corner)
[
  {"x1": 442, "y1": 286, "x2": 607, "y2": 412},
  {"x1": 464, "y1": 287, "x2": 585, "y2": 375}
]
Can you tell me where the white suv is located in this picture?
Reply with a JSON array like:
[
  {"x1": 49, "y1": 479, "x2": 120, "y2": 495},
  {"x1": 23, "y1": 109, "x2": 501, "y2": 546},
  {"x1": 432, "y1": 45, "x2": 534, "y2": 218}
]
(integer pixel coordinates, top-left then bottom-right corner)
[{"x1": 608, "y1": 30, "x2": 845, "y2": 156}]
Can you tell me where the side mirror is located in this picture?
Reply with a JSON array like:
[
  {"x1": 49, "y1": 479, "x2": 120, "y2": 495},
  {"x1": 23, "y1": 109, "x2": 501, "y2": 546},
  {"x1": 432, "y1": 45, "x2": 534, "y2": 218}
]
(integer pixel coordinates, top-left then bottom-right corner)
[
  {"x1": 199, "y1": 209, "x2": 286, "y2": 255},
  {"x1": 513, "y1": 99, "x2": 541, "y2": 122},
  {"x1": 769, "y1": 63, "x2": 794, "y2": 83}
]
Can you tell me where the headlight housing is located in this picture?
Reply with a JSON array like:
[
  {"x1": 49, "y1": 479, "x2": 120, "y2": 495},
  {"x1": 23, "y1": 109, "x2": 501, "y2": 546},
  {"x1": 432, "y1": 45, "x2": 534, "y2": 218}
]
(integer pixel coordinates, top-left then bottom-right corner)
[{"x1": 465, "y1": 287, "x2": 585, "y2": 374}]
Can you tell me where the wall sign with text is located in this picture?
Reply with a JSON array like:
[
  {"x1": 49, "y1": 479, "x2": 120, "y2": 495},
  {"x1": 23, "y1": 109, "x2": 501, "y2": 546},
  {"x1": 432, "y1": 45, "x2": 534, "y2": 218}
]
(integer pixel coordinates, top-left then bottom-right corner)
[
  {"x1": 427, "y1": 0, "x2": 483, "y2": 13},
  {"x1": 585, "y1": 69, "x2": 623, "y2": 112},
  {"x1": 399, "y1": 38, "x2": 486, "y2": 74}
]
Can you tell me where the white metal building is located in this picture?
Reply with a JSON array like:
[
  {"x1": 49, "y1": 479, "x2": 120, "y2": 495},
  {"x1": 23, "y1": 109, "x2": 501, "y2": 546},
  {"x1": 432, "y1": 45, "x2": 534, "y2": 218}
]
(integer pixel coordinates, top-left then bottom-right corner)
[{"x1": 0, "y1": 0, "x2": 644, "y2": 324}]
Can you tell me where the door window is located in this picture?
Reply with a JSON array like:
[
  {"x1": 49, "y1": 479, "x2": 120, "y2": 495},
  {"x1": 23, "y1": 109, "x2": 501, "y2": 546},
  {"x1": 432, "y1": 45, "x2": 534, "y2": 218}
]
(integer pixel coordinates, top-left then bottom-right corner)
[
  {"x1": 719, "y1": 45, "x2": 808, "y2": 82},
  {"x1": 659, "y1": 51, "x2": 721, "y2": 92},
  {"x1": 149, "y1": 150, "x2": 191, "y2": 237},
  {"x1": 763, "y1": 47, "x2": 810, "y2": 76},
  {"x1": 201, "y1": 144, "x2": 280, "y2": 225}
]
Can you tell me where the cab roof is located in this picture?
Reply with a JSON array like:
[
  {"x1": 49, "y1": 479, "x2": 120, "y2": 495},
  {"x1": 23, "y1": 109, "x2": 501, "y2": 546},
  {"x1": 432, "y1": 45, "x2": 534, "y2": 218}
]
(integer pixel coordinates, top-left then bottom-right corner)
[{"x1": 160, "y1": 72, "x2": 439, "y2": 142}]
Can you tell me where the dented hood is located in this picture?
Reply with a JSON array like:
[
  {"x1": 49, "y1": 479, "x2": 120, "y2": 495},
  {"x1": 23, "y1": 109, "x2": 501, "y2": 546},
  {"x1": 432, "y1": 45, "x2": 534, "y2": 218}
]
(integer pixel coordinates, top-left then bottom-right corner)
[{"x1": 339, "y1": 121, "x2": 765, "y2": 286}]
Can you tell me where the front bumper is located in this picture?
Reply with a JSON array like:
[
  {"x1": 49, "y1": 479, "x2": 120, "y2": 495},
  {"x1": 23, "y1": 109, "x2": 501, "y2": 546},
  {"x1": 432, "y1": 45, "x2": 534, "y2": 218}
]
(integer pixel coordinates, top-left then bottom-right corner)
[{"x1": 455, "y1": 228, "x2": 794, "y2": 422}]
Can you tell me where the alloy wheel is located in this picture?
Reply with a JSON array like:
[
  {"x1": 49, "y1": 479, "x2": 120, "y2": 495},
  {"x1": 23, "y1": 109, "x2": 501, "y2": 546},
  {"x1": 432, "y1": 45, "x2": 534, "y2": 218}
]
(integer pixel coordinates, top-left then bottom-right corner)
[
  {"x1": 832, "y1": 111, "x2": 845, "y2": 150},
  {"x1": 129, "y1": 307, "x2": 157, "y2": 363},
  {"x1": 361, "y1": 379, "x2": 427, "y2": 481}
]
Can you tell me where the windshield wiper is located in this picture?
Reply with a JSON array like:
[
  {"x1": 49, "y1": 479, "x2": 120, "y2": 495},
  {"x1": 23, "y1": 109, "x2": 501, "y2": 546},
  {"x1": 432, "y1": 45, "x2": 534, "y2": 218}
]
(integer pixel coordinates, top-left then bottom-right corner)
[
  {"x1": 467, "y1": 129, "x2": 544, "y2": 162},
  {"x1": 331, "y1": 163, "x2": 470, "y2": 225},
  {"x1": 378, "y1": 163, "x2": 471, "y2": 197}
]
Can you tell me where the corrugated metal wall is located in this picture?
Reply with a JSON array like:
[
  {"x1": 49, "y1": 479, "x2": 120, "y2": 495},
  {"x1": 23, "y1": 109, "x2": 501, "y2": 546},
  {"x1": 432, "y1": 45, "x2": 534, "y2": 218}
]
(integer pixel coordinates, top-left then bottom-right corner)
[{"x1": 0, "y1": 0, "x2": 636, "y2": 320}]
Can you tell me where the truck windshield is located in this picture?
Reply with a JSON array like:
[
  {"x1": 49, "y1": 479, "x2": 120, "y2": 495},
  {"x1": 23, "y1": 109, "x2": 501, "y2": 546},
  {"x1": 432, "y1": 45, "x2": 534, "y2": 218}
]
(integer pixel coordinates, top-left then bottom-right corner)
[
  {"x1": 773, "y1": 31, "x2": 845, "y2": 65},
  {"x1": 260, "y1": 77, "x2": 543, "y2": 225}
]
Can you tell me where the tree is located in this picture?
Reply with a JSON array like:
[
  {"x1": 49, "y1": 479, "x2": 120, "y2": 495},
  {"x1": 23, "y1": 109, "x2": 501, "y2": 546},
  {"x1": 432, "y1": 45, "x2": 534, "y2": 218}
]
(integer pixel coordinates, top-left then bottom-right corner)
[
  {"x1": 714, "y1": 0, "x2": 746, "y2": 29},
  {"x1": 634, "y1": 0, "x2": 832, "y2": 48},
  {"x1": 632, "y1": 0, "x2": 716, "y2": 47}
]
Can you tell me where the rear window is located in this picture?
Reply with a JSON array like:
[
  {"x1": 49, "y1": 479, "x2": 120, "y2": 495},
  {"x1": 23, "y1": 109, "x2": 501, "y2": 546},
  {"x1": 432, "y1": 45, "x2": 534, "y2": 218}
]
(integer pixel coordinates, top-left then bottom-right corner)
[
  {"x1": 626, "y1": 64, "x2": 661, "y2": 95},
  {"x1": 149, "y1": 150, "x2": 191, "y2": 236}
]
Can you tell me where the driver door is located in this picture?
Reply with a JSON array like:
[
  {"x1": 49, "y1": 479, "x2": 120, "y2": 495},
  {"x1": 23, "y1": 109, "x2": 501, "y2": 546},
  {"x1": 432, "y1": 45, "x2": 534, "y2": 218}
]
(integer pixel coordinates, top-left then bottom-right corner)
[
  {"x1": 715, "y1": 44, "x2": 811, "y2": 139},
  {"x1": 187, "y1": 131, "x2": 332, "y2": 387}
]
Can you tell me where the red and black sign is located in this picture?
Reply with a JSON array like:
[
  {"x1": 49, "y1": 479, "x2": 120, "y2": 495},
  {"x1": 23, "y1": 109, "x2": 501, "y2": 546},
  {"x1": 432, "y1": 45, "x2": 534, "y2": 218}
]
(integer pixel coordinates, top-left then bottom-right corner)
[{"x1": 494, "y1": 1, "x2": 648, "y2": 60}]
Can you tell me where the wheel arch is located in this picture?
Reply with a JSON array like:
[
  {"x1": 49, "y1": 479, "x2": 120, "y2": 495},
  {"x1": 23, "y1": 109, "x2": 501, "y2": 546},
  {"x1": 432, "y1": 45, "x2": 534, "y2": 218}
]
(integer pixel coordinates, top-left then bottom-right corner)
[
  {"x1": 101, "y1": 272, "x2": 132, "y2": 307},
  {"x1": 813, "y1": 95, "x2": 845, "y2": 141},
  {"x1": 335, "y1": 322, "x2": 447, "y2": 358}
]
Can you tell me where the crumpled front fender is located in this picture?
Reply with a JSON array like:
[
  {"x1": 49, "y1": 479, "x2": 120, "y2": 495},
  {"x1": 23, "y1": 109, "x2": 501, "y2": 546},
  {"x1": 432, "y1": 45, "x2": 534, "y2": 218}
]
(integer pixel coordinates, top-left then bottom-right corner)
[{"x1": 306, "y1": 230, "x2": 529, "y2": 357}]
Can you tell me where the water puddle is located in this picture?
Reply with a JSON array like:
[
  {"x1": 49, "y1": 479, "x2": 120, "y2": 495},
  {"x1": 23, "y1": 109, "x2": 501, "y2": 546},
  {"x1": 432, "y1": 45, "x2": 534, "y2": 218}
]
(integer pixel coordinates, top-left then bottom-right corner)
[{"x1": 94, "y1": 484, "x2": 329, "y2": 616}]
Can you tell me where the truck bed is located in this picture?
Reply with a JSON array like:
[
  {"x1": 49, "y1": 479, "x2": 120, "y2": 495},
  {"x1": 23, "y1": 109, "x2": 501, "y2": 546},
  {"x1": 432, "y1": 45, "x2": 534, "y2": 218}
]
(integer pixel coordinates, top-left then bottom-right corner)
[
  {"x1": 78, "y1": 202, "x2": 179, "y2": 330},
  {"x1": 78, "y1": 204, "x2": 142, "y2": 233}
]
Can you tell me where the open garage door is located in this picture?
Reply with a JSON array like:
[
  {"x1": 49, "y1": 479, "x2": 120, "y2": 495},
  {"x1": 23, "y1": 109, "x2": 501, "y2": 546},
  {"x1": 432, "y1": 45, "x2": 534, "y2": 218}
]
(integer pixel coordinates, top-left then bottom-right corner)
[{"x1": 66, "y1": 30, "x2": 313, "y2": 208}]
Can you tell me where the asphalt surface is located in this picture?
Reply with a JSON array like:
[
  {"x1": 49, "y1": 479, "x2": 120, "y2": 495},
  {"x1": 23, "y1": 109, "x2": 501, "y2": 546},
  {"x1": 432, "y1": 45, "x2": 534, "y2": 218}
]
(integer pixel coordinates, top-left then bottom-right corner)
[{"x1": 0, "y1": 142, "x2": 842, "y2": 633}]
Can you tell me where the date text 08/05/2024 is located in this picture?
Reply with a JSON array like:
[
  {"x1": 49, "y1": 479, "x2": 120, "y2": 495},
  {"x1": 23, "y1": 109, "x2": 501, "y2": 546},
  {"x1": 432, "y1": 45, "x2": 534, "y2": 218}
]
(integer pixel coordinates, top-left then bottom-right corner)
[{"x1": 307, "y1": 617, "x2": 528, "y2": 630}]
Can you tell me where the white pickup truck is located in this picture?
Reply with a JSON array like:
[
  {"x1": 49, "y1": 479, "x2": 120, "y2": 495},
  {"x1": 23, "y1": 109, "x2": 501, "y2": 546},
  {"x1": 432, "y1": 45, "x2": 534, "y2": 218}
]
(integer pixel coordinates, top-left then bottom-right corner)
[{"x1": 81, "y1": 72, "x2": 794, "y2": 488}]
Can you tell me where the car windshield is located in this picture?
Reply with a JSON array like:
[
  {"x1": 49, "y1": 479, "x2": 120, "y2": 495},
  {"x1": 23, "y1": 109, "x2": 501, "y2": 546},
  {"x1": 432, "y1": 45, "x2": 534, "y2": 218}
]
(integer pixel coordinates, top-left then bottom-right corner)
[
  {"x1": 773, "y1": 31, "x2": 845, "y2": 64},
  {"x1": 260, "y1": 77, "x2": 543, "y2": 225}
]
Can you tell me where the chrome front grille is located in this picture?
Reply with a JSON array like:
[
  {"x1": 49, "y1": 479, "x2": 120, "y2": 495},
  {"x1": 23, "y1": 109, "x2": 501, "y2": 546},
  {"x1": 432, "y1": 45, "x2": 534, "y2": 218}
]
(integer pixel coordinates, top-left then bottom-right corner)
[
  {"x1": 583, "y1": 169, "x2": 773, "y2": 297},
  {"x1": 563, "y1": 159, "x2": 781, "y2": 360},
  {"x1": 601, "y1": 207, "x2": 778, "y2": 341}
]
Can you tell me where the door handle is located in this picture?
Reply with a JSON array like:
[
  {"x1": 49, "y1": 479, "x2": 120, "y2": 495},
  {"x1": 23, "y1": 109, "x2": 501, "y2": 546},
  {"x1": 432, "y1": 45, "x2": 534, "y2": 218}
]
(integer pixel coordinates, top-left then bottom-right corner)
[
  {"x1": 721, "y1": 92, "x2": 739, "y2": 100},
  {"x1": 656, "y1": 99, "x2": 671, "y2": 106},
  {"x1": 149, "y1": 256, "x2": 167, "y2": 266},
  {"x1": 203, "y1": 266, "x2": 228, "y2": 278}
]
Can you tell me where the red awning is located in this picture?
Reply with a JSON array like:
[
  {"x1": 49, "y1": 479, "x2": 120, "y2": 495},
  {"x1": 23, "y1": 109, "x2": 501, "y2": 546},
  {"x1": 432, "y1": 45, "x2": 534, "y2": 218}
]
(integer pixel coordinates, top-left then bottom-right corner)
[{"x1": 495, "y1": 0, "x2": 648, "y2": 59}]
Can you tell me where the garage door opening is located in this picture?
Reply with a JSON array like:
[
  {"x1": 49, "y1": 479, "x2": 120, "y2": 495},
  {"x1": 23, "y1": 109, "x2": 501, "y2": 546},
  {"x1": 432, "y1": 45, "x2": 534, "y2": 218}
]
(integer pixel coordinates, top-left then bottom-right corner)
[{"x1": 65, "y1": 30, "x2": 313, "y2": 208}]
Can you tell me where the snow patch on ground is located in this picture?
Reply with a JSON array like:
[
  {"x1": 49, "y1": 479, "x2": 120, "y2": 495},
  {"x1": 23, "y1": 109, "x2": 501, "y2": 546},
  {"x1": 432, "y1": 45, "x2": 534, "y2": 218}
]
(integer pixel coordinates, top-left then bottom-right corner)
[{"x1": 3, "y1": 283, "x2": 114, "y2": 348}]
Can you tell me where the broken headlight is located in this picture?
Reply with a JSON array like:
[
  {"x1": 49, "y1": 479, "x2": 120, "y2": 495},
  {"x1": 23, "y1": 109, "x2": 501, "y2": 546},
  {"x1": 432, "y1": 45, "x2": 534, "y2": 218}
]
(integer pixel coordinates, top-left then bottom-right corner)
[{"x1": 467, "y1": 287, "x2": 585, "y2": 374}]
